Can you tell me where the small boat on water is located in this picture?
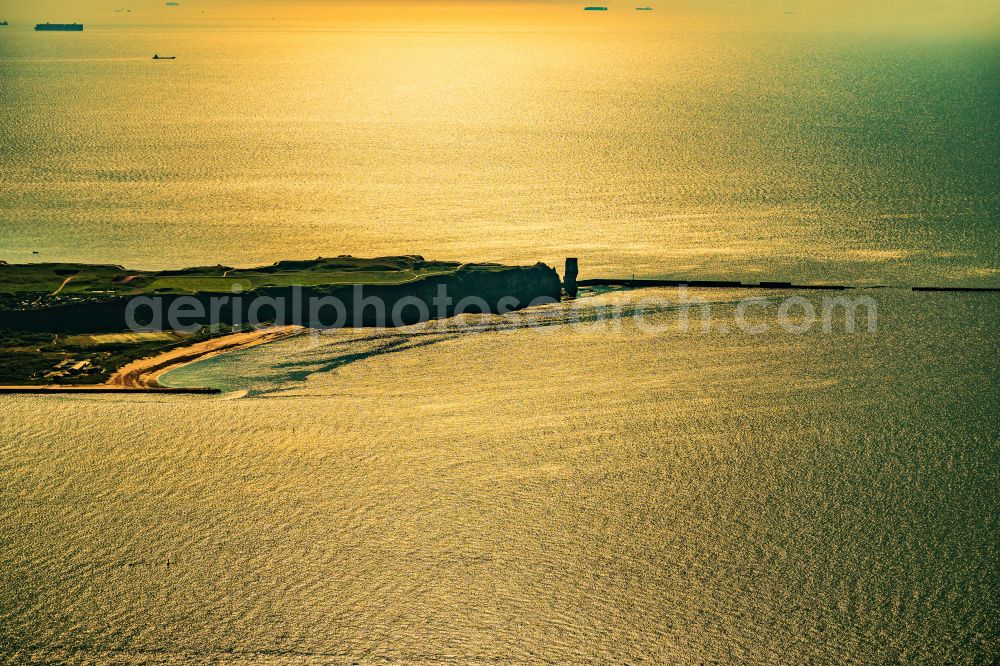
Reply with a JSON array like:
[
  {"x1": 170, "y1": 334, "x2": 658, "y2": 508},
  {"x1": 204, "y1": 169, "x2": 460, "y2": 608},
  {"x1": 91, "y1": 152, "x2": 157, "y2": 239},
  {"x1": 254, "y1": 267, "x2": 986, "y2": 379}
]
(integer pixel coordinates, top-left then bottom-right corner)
[
  {"x1": 0, "y1": 21, "x2": 9, "y2": 26},
  {"x1": 584, "y1": 6, "x2": 608, "y2": 10},
  {"x1": 152, "y1": 54, "x2": 176, "y2": 60}
]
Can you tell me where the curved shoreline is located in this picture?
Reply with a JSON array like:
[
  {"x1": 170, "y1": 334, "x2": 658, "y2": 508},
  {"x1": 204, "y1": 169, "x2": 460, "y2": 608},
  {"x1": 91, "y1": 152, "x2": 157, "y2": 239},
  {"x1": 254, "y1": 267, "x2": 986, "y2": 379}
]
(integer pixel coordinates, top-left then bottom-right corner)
[
  {"x1": 0, "y1": 325, "x2": 304, "y2": 394},
  {"x1": 107, "y1": 325, "x2": 305, "y2": 389}
]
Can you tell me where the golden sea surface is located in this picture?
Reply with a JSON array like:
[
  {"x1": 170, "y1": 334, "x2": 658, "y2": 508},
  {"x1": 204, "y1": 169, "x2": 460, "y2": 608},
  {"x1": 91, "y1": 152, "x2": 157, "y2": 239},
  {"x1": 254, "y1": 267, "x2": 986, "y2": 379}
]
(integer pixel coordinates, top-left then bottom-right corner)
[
  {"x1": 1, "y1": 5, "x2": 999, "y2": 662},
  {"x1": 2, "y1": 290, "x2": 999, "y2": 661},
  {"x1": 0, "y1": 10, "x2": 997, "y2": 286}
]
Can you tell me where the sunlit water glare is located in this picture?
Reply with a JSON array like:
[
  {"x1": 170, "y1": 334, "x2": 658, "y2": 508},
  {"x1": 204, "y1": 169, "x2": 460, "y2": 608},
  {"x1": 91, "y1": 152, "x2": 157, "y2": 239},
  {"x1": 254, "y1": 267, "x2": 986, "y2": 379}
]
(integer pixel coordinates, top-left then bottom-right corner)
[
  {"x1": 2, "y1": 290, "x2": 997, "y2": 661},
  {"x1": 1, "y1": 20, "x2": 998, "y2": 285},
  {"x1": 1, "y1": 10, "x2": 998, "y2": 662}
]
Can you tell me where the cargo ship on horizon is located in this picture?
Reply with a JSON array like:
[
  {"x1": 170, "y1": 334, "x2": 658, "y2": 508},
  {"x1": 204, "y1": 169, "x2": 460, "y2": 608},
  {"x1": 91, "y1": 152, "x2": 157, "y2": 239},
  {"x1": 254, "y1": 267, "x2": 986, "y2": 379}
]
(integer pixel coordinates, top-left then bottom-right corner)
[{"x1": 35, "y1": 23, "x2": 84, "y2": 31}]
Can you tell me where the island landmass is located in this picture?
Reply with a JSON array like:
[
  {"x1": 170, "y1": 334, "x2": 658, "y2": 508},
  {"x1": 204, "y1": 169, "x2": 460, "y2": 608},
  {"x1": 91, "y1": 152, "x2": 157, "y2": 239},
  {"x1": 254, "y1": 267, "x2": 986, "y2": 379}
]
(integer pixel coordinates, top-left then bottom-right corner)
[{"x1": 0, "y1": 256, "x2": 562, "y2": 390}]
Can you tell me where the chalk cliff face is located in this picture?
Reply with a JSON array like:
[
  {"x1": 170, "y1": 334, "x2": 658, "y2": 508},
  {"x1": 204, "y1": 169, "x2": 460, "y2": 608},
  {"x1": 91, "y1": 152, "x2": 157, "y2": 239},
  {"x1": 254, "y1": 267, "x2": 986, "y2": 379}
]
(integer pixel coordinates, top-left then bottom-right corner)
[{"x1": 0, "y1": 262, "x2": 563, "y2": 333}]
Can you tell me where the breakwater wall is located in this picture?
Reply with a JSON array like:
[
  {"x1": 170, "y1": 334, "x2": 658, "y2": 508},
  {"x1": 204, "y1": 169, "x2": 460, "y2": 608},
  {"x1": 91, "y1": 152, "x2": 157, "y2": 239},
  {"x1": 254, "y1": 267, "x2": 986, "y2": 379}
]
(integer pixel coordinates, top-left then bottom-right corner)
[
  {"x1": 575, "y1": 278, "x2": 1000, "y2": 293},
  {"x1": 577, "y1": 278, "x2": 847, "y2": 290}
]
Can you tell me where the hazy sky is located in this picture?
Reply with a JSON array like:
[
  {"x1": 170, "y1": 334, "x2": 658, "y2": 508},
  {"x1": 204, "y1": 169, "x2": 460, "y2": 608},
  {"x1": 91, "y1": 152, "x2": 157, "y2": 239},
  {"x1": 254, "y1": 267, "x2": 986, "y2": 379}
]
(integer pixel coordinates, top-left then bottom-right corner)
[{"x1": 6, "y1": 0, "x2": 1000, "y2": 33}]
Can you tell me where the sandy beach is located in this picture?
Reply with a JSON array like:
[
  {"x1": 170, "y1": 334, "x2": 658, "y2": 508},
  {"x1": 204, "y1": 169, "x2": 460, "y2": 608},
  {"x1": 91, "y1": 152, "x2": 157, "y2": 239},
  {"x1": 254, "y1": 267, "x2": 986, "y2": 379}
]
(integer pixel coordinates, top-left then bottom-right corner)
[
  {"x1": 106, "y1": 325, "x2": 305, "y2": 388},
  {"x1": 0, "y1": 325, "x2": 304, "y2": 393}
]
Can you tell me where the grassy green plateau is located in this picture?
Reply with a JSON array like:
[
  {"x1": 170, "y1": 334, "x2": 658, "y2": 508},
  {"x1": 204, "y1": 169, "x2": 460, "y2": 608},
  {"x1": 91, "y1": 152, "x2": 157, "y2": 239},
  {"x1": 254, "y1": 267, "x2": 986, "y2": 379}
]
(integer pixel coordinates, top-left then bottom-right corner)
[{"x1": 0, "y1": 255, "x2": 467, "y2": 297}]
